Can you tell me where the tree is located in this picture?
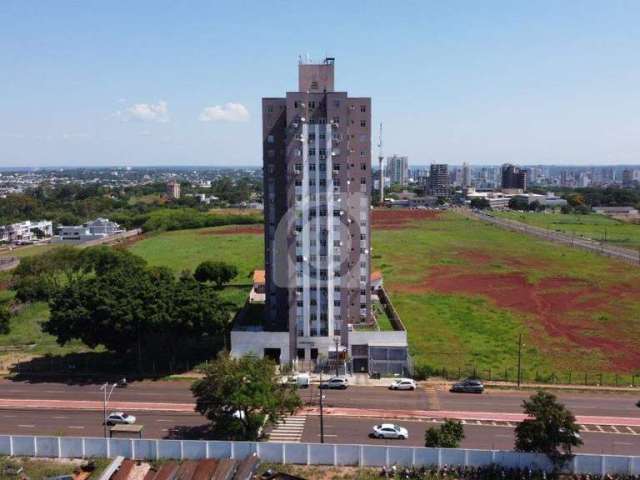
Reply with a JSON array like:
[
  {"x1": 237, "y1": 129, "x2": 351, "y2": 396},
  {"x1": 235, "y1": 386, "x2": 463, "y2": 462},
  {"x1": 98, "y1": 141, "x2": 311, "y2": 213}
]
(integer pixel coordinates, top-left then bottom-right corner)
[
  {"x1": 45, "y1": 250, "x2": 229, "y2": 371},
  {"x1": 12, "y1": 246, "x2": 84, "y2": 302},
  {"x1": 469, "y1": 197, "x2": 490, "y2": 210},
  {"x1": 194, "y1": 261, "x2": 238, "y2": 288},
  {"x1": 192, "y1": 354, "x2": 301, "y2": 440},
  {"x1": 0, "y1": 305, "x2": 10, "y2": 335},
  {"x1": 424, "y1": 419, "x2": 465, "y2": 448},
  {"x1": 508, "y1": 197, "x2": 529, "y2": 211},
  {"x1": 515, "y1": 390, "x2": 582, "y2": 460}
]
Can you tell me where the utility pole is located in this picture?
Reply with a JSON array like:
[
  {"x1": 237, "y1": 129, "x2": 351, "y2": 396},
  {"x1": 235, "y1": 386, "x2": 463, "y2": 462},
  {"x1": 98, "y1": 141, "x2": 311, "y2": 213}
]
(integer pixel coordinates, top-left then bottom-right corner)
[
  {"x1": 377, "y1": 123, "x2": 384, "y2": 206},
  {"x1": 100, "y1": 382, "x2": 117, "y2": 438},
  {"x1": 517, "y1": 334, "x2": 523, "y2": 389},
  {"x1": 319, "y1": 371, "x2": 325, "y2": 444},
  {"x1": 334, "y1": 337, "x2": 340, "y2": 378}
]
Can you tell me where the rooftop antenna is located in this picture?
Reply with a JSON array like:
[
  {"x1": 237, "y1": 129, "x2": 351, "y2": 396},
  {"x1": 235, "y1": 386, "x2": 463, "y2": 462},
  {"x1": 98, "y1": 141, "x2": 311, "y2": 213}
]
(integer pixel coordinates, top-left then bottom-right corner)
[{"x1": 377, "y1": 123, "x2": 384, "y2": 205}]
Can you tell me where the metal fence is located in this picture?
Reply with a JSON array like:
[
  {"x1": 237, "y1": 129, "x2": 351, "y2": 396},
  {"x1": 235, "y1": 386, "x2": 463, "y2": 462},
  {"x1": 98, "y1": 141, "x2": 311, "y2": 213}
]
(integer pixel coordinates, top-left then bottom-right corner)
[
  {"x1": 422, "y1": 366, "x2": 640, "y2": 388},
  {"x1": 0, "y1": 435, "x2": 638, "y2": 475}
]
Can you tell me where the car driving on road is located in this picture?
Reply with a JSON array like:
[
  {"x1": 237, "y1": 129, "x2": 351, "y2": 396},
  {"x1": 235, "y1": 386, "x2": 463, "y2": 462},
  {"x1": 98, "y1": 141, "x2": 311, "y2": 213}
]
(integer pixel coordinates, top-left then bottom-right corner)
[
  {"x1": 450, "y1": 378, "x2": 484, "y2": 393},
  {"x1": 389, "y1": 378, "x2": 417, "y2": 390},
  {"x1": 371, "y1": 423, "x2": 409, "y2": 439},
  {"x1": 106, "y1": 412, "x2": 136, "y2": 425},
  {"x1": 319, "y1": 377, "x2": 349, "y2": 389}
]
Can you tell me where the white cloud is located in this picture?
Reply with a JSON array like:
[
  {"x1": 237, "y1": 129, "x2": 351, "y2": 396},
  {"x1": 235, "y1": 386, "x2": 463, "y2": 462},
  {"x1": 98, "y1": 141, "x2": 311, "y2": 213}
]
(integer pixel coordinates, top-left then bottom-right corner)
[
  {"x1": 199, "y1": 102, "x2": 249, "y2": 122},
  {"x1": 121, "y1": 100, "x2": 170, "y2": 123}
]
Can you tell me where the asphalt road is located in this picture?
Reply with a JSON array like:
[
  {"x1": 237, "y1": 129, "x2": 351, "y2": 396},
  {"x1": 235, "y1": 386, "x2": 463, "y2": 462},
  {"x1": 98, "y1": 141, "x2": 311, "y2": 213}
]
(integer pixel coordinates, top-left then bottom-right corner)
[
  {"x1": 2, "y1": 380, "x2": 638, "y2": 419},
  {"x1": 301, "y1": 416, "x2": 640, "y2": 456},
  {"x1": 0, "y1": 409, "x2": 206, "y2": 439},
  {"x1": 299, "y1": 386, "x2": 640, "y2": 418},
  {"x1": 0, "y1": 379, "x2": 194, "y2": 404}
]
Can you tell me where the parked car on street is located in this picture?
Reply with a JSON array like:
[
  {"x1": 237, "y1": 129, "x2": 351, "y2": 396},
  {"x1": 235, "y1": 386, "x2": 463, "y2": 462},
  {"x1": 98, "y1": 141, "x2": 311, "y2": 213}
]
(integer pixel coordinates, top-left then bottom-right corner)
[
  {"x1": 106, "y1": 412, "x2": 136, "y2": 425},
  {"x1": 450, "y1": 378, "x2": 484, "y2": 393},
  {"x1": 319, "y1": 376, "x2": 349, "y2": 389},
  {"x1": 371, "y1": 423, "x2": 409, "y2": 439},
  {"x1": 389, "y1": 378, "x2": 417, "y2": 390}
]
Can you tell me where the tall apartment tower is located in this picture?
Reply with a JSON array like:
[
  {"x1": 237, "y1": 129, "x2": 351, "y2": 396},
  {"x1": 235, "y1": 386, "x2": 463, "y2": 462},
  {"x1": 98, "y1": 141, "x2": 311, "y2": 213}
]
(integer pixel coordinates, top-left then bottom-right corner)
[
  {"x1": 428, "y1": 164, "x2": 450, "y2": 197},
  {"x1": 501, "y1": 164, "x2": 527, "y2": 191},
  {"x1": 461, "y1": 162, "x2": 471, "y2": 188},
  {"x1": 261, "y1": 58, "x2": 372, "y2": 361},
  {"x1": 386, "y1": 155, "x2": 409, "y2": 186}
]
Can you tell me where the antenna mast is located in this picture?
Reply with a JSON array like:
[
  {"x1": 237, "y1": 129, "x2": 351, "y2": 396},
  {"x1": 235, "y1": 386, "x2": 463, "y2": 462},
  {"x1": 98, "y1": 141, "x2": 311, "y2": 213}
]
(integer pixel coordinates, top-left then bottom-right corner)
[{"x1": 377, "y1": 123, "x2": 384, "y2": 206}]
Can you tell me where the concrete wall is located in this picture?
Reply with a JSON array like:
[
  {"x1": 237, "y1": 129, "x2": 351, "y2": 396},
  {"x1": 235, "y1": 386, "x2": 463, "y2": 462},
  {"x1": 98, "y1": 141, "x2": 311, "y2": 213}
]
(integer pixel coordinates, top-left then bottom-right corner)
[
  {"x1": 348, "y1": 330, "x2": 407, "y2": 346},
  {"x1": 230, "y1": 331, "x2": 291, "y2": 362},
  {"x1": 0, "y1": 435, "x2": 637, "y2": 474}
]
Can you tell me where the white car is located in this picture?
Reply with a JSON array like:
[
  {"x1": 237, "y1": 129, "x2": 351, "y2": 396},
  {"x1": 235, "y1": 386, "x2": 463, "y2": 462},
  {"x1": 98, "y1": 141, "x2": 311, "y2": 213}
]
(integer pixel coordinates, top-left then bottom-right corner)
[
  {"x1": 372, "y1": 423, "x2": 409, "y2": 440},
  {"x1": 389, "y1": 378, "x2": 417, "y2": 390},
  {"x1": 319, "y1": 377, "x2": 349, "y2": 389},
  {"x1": 106, "y1": 412, "x2": 136, "y2": 425}
]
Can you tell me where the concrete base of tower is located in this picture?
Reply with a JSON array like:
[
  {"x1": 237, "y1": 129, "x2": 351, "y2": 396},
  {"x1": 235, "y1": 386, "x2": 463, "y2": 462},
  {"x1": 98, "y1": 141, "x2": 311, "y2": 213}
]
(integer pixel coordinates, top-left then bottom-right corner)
[{"x1": 230, "y1": 330, "x2": 291, "y2": 364}]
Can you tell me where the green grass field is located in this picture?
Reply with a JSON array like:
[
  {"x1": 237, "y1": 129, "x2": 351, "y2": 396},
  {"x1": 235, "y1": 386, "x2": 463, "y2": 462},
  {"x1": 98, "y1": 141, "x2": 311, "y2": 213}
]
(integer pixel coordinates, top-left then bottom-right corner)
[
  {"x1": 129, "y1": 227, "x2": 263, "y2": 279},
  {"x1": 0, "y1": 211, "x2": 638, "y2": 381},
  {"x1": 493, "y1": 211, "x2": 640, "y2": 249},
  {"x1": 371, "y1": 212, "x2": 640, "y2": 378}
]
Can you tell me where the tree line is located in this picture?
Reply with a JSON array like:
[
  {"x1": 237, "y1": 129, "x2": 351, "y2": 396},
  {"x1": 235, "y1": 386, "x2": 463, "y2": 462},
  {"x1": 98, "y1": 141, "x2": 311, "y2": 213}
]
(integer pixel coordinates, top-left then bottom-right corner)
[
  {"x1": 11, "y1": 246, "x2": 240, "y2": 371},
  {"x1": 0, "y1": 177, "x2": 263, "y2": 231}
]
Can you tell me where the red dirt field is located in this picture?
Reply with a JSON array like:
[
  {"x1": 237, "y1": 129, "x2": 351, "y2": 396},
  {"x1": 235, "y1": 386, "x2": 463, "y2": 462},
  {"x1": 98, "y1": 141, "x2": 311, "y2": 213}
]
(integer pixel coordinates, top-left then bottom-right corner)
[
  {"x1": 200, "y1": 225, "x2": 264, "y2": 235},
  {"x1": 372, "y1": 208, "x2": 440, "y2": 229},
  {"x1": 399, "y1": 263, "x2": 640, "y2": 372}
]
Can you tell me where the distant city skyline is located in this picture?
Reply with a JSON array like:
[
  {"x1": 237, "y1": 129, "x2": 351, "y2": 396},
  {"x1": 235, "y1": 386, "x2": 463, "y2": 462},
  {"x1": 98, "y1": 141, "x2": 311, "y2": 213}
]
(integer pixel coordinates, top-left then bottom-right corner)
[{"x1": 2, "y1": 1, "x2": 640, "y2": 167}]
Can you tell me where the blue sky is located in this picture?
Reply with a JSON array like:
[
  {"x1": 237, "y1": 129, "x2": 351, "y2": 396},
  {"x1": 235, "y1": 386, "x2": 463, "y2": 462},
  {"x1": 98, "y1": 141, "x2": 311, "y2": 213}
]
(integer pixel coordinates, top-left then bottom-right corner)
[{"x1": 1, "y1": 1, "x2": 640, "y2": 167}]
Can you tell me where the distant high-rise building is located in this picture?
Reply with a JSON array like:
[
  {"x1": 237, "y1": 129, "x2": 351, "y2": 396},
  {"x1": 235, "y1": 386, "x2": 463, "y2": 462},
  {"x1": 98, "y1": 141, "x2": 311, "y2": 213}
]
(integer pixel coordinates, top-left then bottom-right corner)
[
  {"x1": 166, "y1": 180, "x2": 181, "y2": 199},
  {"x1": 622, "y1": 169, "x2": 634, "y2": 188},
  {"x1": 461, "y1": 162, "x2": 471, "y2": 188},
  {"x1": 386, "y1": 155, "x2": 409, "y2": 186},
  {"x1": 501, "y1": 164, "x2": 527, "y2": 191},
  {"x1": 428, "y1": 164, "x2": 450, "y2": 197}
]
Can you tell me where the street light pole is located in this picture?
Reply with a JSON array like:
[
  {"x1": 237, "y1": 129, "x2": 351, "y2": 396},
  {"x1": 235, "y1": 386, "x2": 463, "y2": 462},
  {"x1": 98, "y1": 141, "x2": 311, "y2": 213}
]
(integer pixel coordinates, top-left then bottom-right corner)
[
  {"x1": 100, "y1": 382, "x2": 117, "y2": 438},
  {"x1": 319, "y1": 371, "x2": 325, "y2": 444},
  {"x1": 517, "y1": 334, "x2": 523, "y2": 389},
  {"x1": 334, "y1": 337, "x2": 340, "y2": 378}
]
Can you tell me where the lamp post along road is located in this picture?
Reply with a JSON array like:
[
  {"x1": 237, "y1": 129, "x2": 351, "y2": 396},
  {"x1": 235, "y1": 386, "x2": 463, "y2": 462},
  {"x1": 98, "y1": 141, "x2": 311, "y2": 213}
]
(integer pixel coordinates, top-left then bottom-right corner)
[
  {"x1": 100, "y1": 382, "x2": 117, "y2": 438},
  {"x1": 319, "y1": 371, "x2": 325, "y2": 444},
  {"x1": 334, "y1": 336, "x2": 340, "y2": 378},
  {"x1": 517, "y1": 334, "x2": 523, "y2": 389}
]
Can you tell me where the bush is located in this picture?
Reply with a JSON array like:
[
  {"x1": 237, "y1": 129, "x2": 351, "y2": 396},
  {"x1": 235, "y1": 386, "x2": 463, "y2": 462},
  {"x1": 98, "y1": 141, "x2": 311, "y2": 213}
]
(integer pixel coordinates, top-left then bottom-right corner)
[
  {"x1": 412, "y1": 363, "x2": 436, "y2": 381},
  {"x1": 141, "y1": 208, "x2": 262, "y2": 232},
  {"x1": 425, "y1": 419, "x2": 465, "y2": 448}
]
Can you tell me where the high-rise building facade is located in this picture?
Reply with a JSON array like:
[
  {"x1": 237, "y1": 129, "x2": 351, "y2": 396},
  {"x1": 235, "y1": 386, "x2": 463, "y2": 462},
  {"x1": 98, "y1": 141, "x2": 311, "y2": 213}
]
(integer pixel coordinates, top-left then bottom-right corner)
[
  {"x1": 261, "y1": 58, "x2": 371, "y2": 361},
  {"x1": 501, "y1": 164, "x2": 527, "y2": 191},
  {"x1": 386, "y1": 155, "x2": 409, "y2": 186},
  {"x1": 461, "y1": 162, "x2": 471, "y2": 188},
  {"x1": 166, "y1": 180, "x2": 181, "y2": 199},
  {"x1": 428, "y1": 164, "x2": 450, "y2": 197}
]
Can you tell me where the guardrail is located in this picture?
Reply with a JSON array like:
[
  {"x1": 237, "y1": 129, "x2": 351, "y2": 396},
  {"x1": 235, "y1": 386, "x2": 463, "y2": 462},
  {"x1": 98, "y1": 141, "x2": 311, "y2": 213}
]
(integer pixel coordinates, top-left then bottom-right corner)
[{"x1": 0, "y1": 435, "x2": 638, "y2": 475}]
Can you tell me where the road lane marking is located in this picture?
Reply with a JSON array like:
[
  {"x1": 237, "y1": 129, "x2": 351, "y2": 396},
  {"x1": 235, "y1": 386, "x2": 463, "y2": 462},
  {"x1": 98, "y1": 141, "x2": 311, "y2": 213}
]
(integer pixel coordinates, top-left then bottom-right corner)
[
  {"x1": 596, "y1": 425, "x2": 604, "y2": 432},
  {"x1": 315, "y1": 434, "x2": 338, "y2": 437},
  {"x1": 18, "y1": 425, "x2": 35, "y2": 428},
  {"x1": 156, "y1": 419, "x2": 172, "y2": 423},
  {"x1": 625, "y1": 426, "x2": 635, "y2": 434},
  {"x1": 52, "y1": 416, "x2": 69, "y2": 419},
  {"x1": 69, "y1": 426, "x2": 85, "y2": 430},
  {"x1": 611, "y1": 426, "x2": 620, "y2": 433},
  {"x1": 2, "y1": 415, "x2": 17, "y2": 418}
]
